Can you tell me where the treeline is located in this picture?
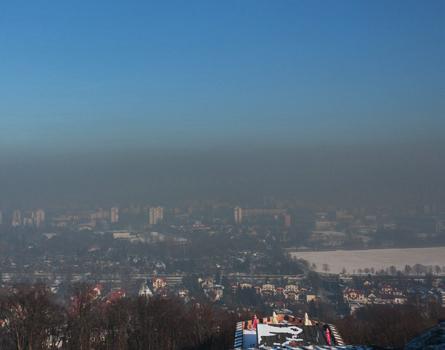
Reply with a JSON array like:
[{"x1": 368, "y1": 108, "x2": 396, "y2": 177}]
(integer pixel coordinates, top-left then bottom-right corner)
[
  {"x1": 343, "y1": 263, "x2": 445, "y2": 276},
  {"x1": 337, "y1": 302, "x2": 445, "y2": 348},
  {"x1": 1, "y1": 284, "x2": 444, "y2": 349},
  {"x1": 0, "y1": 284, "x2": 236, "y2": 350}
]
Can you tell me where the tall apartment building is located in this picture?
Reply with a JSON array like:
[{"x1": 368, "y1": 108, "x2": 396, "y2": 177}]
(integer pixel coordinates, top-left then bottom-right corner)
[
  {"x1": 33, "y1": 209, "x2": 45, "y2": 228},
  {"x1": 284, "y1": 213, "x2": 292, "y2": 228},
  {"x1": 234, "y1": 207, "x2": 243, "y2": 224},
  {"x1": 234, "y1": 207, "x2": 287, "y2": 225},
  {"x1": 111, "y1": 207, "x2": 119, "y2": 224},
  {"x1": 11, "y1": 210, "x2": 22, "y2": 227},
  {"x1": 149, "y1": 207, "x2": 164, "y2": 225}
]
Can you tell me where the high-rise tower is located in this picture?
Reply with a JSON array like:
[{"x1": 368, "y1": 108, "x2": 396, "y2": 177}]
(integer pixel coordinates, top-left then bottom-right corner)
[
  {"x1": 234, "y1": 207, "x2": 243, "y2": 224},
  {"x1": 149, "y1": 207, "x2": 164, "y2": 225}
]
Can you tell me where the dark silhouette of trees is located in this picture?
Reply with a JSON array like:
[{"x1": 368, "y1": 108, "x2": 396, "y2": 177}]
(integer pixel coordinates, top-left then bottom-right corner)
[
  {"x1": 0, "y1": 284, "x2": 64, "y2": 350},
  {"x1": 2, "y1": 283, "x2": 443, "y2": 349},
  {"x1": 125, "y1": 296, "x2": 236, "y2": 350},
  {"x1": 337, "y1": 303, "x2": 444, "y2": 348},
  {"x1": 234, "y1": 287, "x2": 263, "y2": 308},
  {"x1": 307, "y1": 271, "x2": 321, "y2": 293},
  {"x1": 101, "y1": 299, "x2": 131, "y2": 349},
  {"x1": 64, "y1": 284, "x2": 105, "y2": 350},
  {"x1": 322, "y1": 263, "x2": 330, "y2": 273},
  {"x1": 307, "y1": 300, "x2": 336, "y2": 322},
  {"x1": 0, "y1": 284, "x2": 236, "y2": 350}
]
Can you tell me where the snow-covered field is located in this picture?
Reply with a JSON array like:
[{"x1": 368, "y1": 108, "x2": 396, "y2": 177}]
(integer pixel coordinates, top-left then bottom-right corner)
[{"x1": 289, "y1": 247, "x2": 445, "y2": 274}]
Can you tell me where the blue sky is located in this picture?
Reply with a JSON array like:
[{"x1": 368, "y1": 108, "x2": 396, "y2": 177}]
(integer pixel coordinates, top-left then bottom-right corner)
[{"x1": 1, "y1": 0, "x2": 444, "y2": 153}]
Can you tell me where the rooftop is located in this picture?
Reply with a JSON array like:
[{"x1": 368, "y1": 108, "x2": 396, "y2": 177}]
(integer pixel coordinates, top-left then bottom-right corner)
[{"x1": 234, "y1": 313, "x2": 356, "y2": 350}]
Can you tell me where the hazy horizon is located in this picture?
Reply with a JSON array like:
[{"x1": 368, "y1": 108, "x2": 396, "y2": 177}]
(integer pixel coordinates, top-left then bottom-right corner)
[
  {"x1": 0, "y1": 3, "x2": 444, "y2": 347},
  {"x1": 1, "y1": 140, "x2": 444, "y2": 207},
  {"x1": 1, "y1": 0, "x2": 444, "y2": 206}
]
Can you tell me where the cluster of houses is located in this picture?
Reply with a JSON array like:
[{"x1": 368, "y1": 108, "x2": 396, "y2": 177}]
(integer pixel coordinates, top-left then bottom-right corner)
[
  {"x1": 137, "y1": 275, "x2": 226, "y2": 303},
  {"x1": 65, "y1": 284, "x2": 127, "y2": 317},
  {"x1": 199, "y1": 277, "x2": 224, "y2": 302},
  {"x1": 138, "y1": 277, "x2": 190, "y2": 302},
  {"x1": 342, "y1": 277, "x2": 445, "y2": 313},
  {"x1": 136, "y1": 276, "x2": 319, "y2": 307},
  {"x1": 343, "y1": 284, "x2": 407, "y2": 313},
  {"x1": 232, "y1": 282, "x2": 317, "y2": 305}
]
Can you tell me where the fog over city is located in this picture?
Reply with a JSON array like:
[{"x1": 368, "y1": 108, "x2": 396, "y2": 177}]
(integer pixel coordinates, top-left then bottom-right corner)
[
  {"x1": 0, "y1": 1, "x2": 444, "y2": 349},
  {"x1": 1, "y1": 140, "x2": 444, "y2": 207},
  {"x1": 1, "y1": 2, "x2": 443, "y2": 209}
]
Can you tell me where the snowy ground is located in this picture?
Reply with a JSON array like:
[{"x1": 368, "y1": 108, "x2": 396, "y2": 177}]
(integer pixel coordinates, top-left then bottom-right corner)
[{"x1": 289, "y1": 247, "x2": 445, "y2": 274}]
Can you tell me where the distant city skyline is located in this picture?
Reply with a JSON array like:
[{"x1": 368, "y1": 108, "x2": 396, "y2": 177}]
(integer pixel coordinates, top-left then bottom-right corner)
[
  {"x1": 0, "y1": 2, "x2": 444, "y2": 347},
  {"x1": 0, "y1": 0, "x2": 444, "y2": 208}
]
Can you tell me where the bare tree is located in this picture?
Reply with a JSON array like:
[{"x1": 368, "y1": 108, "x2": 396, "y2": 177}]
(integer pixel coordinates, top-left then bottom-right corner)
[
  {"x1": 64, "y1": 283, "x2": 104, "y2": 350},
  {"x1": 322, "y1": 263, "x2": 330, "y2": 273},
  {"x1": 0, "y1": 284, "x2": 64, "y2": 350}
]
